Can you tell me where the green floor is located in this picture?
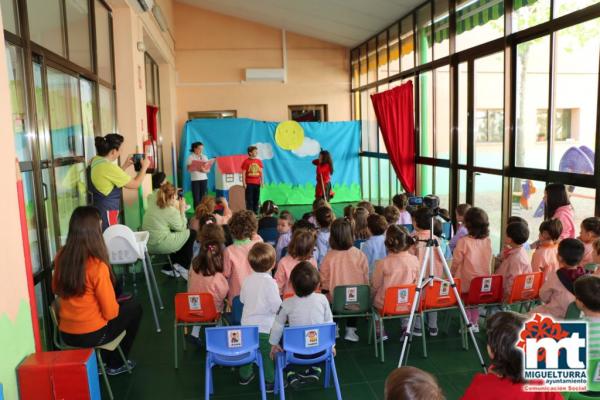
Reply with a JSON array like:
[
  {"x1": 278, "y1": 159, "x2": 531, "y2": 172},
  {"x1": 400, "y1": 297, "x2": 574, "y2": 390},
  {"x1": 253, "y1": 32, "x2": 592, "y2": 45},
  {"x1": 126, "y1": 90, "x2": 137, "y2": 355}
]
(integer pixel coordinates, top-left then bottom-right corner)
[{"x1": 108, "y1": 267, "x2": 489, "y2": 400}]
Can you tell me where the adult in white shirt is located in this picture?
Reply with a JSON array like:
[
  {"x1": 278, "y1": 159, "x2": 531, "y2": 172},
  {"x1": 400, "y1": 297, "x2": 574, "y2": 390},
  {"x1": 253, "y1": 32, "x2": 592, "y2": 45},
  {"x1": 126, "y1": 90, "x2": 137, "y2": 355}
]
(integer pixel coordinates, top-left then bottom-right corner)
[{"x1": 187, "y1": 142, "x2": 210, "y2": 209}]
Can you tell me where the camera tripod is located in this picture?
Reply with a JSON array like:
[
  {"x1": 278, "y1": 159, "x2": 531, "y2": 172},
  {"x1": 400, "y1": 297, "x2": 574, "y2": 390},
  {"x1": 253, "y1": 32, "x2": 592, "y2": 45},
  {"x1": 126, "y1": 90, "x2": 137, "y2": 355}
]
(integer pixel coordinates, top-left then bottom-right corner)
[{"x1": 397, "y1": 214, "x2": 487, "y2": 372}]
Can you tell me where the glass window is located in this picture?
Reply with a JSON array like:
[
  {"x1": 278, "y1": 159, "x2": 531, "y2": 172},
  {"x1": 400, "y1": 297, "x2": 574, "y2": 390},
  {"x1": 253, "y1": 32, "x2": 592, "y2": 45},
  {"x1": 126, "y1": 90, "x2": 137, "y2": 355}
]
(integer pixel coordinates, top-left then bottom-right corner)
[
  {"x1": 361, "y1": 157, "x2": 370, "y2": 201},
  {"x1": 80, "y1": 79, "x2": 95, "y2": 162},
  {"x1": 351, "y1": 49, "x2": 359, "y2": 89},
  {"x1": 35, "y1": 283, "x2": 49, "y2": 350},
  {"x1": 370, "y1": 157, "x2": 379, "y2": 202},
  {"x1": 5, "y1": 44, "x2": 30, "y2": 162},
  {"x1": 353, "y1": 91, "x2": 360, "y2": 122},
  {"x1": 458, "y1": 62, "x2": 468, "y2": 165},
  {"x1": 1, "y1": 0, "x2": 19, "y2": 35},
  {"x1": 474, "y1": 172, "x2": 503, "y2": 252},
  {"x1": 66, "y1": 0, "x2": 91, "y2": 69},
  {"x1": 416, "y1": 4, "x2": 432, "y2": 66},
  {"x1": 515, "y1": 36, "x2": 550, "y2": 169},
  {"x1": 360, "y1": 90, "x2": 369, "y2": 151},
  {"x1": 401, "y1": 17, "x2": 414, "y2": 71},
  {"x1": 22, "y1": 171, "x2": 42, "y2": 275},
  {"x1": 419, "y1": 71, "x2": 433, "y2": 158},
  {"x1": 459, "y1": 169, "x2": 467, "y2": 204},
  {"x1": 434, "y1": 0, "x2": 449, "y2": 59},
  {"x1": 434, "y1": 167, "x2": 450, "y2": 210},
  {"x1": 419, "y1": 164, "x2": 433, "y2": 196},
  {"x1": 55, "y1": 163, "x2": 87, "y2": 243},
  {"x1": 367, "y1": 38, "x2": 377, "y2": 84},
  {"x1": 359, "y1": 44, "x2": 367, "y2": 87},
  {"x1": 380, "y1": 159, "x2": 391, "y2": 205},
  {"x1": 95, "y1": 0, "x2": 113, "y2": 83},
  {"x1": 378, "y1": 84, "x2": 388, "y2": 155},
  {"x1": 509, "y1": 178, "x2": 546, "y2": 236},
  {"x1": 512, "y1": 0, "x2": 550, "y2": 32},
  {"x1": 367, "y1": 88, "x2": 377, "y2": 152},
  {"x1": 474, "y1": 52, "x2": 503, "y2": 169},
  {"x1": 434, "y1": 66, "x2": 450, "y2": 159},
  {"x1": 555, "y1": 0, "x2": 600, "y2": 18},
  {"x1": 99, "y1": 84, "x2": 115, "y2": 134},
  {"x1": 456, "y1": 0, "x2": 504, "y2": 52},
  {"x1": 570, "y1": 186, "x2": 597, "y2": 230},
  {"x1": 377, "y1": 31, "x2": 388, "y2": 80},
  {"x1": 551, "y1": 19, "x2": 599, "y2": 173},
  {"x1": 388, "y1": 24, "x2": 400, "y2": 76},
  {"x1": 47, "y1": 68, "x2": 83, "y2": 158},
  {"x1": 27, "y1": 0, "x2": 65, "y2": 56}
]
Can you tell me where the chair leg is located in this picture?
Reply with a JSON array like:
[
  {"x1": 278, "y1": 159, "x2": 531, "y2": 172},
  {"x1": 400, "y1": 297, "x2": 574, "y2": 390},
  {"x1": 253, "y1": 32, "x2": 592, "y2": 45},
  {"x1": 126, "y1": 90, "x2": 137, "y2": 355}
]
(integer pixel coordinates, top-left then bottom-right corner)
[
  {"x1": 421, "y1": 312, "x2": 427, "y2": 358},
  {"x1": 96, "y1": 350, "x2": 114, "y2": 400},
  {"x1": 116, "y1": 345, "x2": 132, "y2": 374},
  {"x1": 205, "y1": 358, "x2": 211, "y2": 400},
  {"x1": 174, "y1": 323, "x2": 178, "y2": 369},
  {"x1": 145, "y1": 251, "x2": 164, "y2": 310},
  {"x1": 379, "y1": 317, "x2": 385, "y2": 363},
  {"x1": 324, "y1": 357, "x2": 331, "y2": 388},
  {"x1": 329, "y1": 357, "x2": 342, "y2": 400},
  {"x1": 256, "y1": 353, "x2": 267, "y2": 400},
  {"x1": 372, "y1": 313, "x2": 378, "y2": 359},
  {"x1": 277, "y1": 355, "x2": 286, "y2": 400},
  {"x1": 141, "y1": 257, "x2": 161, "y2": 332}
]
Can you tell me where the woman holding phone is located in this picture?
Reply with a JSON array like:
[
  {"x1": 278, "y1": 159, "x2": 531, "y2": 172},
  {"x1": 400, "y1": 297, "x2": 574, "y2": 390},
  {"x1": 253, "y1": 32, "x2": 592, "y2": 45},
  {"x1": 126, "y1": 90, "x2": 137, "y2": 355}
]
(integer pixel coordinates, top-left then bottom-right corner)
[
  {"x1": 141, "y1": 182, "x2": 196, "y2": 279},
  {"x1": 90, "y1": 134, "x2": 149, "y2": 230}
]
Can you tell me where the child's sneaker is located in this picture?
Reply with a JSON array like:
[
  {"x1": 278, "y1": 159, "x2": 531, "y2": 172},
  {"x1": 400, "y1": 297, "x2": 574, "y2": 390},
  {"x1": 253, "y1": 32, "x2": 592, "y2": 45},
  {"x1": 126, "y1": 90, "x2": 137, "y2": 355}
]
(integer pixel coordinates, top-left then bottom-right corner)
[
  {"x1": 265, "y1": 380, "x2": 288, "y2": 393},
  {"x1": 471, "y1": 324, "x2": 480, "y2": 333},
  {"x1": 106, "y1": 360, "x2": 136, "y2": 376},
  {"x1": 239, "y1": 371, "x2": 255, "y2": 385},
  {"x1": 428, "y1": 327, "x2": 438, "y2": 337},
  {"x1": 376, "y1": 325, "x2": 388, "y2": 342},
  {"x1": 412, "y1": 325, "x2": 423, "y2": 337},
  {"x1": 297, "y1": 366, "x2": 322, "y2": 384},
  {"x1": 344, "y1": 327, "x2": 359, "y2": 342},
  {"x1": 287, "y1": 371, "x2": 303, "y2": 389}
]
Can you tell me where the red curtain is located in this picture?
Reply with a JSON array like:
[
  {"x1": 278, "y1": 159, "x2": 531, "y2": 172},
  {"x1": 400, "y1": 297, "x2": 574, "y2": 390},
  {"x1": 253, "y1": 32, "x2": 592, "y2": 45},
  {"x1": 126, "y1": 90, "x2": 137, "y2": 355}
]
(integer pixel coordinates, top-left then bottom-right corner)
[
  {"x1": 146, "y1": 105, "x2": 159, "y2": 141},
  {"x1": 370, "y1": 81, "x2": 415, "y2": 193}
]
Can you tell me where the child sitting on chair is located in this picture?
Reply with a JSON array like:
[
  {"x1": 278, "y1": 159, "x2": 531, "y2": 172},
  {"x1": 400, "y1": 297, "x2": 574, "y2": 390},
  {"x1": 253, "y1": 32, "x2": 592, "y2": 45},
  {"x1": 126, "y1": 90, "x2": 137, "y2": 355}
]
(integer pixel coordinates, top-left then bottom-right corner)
[
  {"x1": 275, "y1": 211, "x2": 294, "y2": 262},
  {"x1": 495, "y1": 221, "x2": 531, "y2": 300},
  {"x1": 532, "y1": 238, "x2": 586, "y2": 319},
  {"x1": 385, "y1": 366, "x2": 444, "y2": 400},
  {"x1": 531, "y1": 219, "x2": 562, "y2": 282},
  {"x1": 392, "y1": 194, "x2": 412, "y2": 225},
  {"x1": 269, "y1": 261, "x2": 333, "y2": 389},
  {"x1": 320, "y1": 218, "x2": 369, "y2": 342},
  {"x1": 275, "y1": 229, "x2": 318, "y2": 297},
  {"x1": 383, "y1": 205, "x2": 400, "y2": 228},
  {"x1": 578, "y1": 217, "x2": 600, "y2": 266},
  {"x1": 574, "y1": 275, "x2": 600, "y2": 362},
  {"x1": 362, "y1": 214, "x2": 389, "y2": 273},
  {"x1": 315, "y1": 206, "x2": 334, "y2": 265},
  {"x1": 239, "y1": 243, "x2": 281, "y2": 391},
  {"x1": 449, "y1": 203, "x2": 471, "y2": 252},
  {"x1": 462, "y1": 311, "x2": 563, "y2": 399},
  {"x1": 223, "y1": 210, "x2": 263, "y2": 303},
  {"x1": 450, "y1": 207, "x2": 493, "y2": 332}
]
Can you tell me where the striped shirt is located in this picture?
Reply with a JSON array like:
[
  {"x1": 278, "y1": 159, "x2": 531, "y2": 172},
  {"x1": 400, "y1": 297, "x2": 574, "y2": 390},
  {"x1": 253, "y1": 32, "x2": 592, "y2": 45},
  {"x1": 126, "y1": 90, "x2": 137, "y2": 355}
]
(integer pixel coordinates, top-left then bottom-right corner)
[{"x1": 588, "y1": 316, "x2": 600, "y2": 360}]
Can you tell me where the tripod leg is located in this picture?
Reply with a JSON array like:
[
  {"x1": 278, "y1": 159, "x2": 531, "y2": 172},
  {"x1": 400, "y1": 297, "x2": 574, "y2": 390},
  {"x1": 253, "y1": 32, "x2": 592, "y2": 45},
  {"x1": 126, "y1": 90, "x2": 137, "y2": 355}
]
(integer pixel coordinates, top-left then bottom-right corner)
[{"x1": 421, "y1": 311, "x2": 427, "y2": 358}]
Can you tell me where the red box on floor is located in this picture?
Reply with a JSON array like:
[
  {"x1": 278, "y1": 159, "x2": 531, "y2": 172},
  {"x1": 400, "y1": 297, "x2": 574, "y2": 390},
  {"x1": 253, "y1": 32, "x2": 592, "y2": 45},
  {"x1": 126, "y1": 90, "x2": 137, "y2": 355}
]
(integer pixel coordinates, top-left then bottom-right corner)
[{"x1": 18, "y1": 349, "x2": 101, "y2": 400}]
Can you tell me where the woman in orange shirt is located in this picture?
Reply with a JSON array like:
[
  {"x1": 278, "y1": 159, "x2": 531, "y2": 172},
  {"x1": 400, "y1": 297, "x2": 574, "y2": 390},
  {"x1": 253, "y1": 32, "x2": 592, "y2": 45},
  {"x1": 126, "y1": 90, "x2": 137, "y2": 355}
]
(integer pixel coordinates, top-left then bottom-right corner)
[{"x1": 53, "y1": 206, "x2": 142, "y2": 375}]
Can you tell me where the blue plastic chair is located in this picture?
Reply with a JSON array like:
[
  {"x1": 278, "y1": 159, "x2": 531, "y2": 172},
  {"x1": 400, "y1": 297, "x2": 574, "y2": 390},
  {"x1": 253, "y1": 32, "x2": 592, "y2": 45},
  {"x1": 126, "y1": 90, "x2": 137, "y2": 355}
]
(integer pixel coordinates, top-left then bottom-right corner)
[
  {"x1": 274, "y1": 323, "x2": 341, "y2": 400},
  {"x1": 231, "y1": 296, "x2": 244, "y2": 325},
  {"x1": 442, "y1": 222, "x2": 452, "y2": 240},
  {"x1": 205, "y1": 326, "x2": 266, "y2": 400},
  {"x1": 402, "y1": 224, "x2": 414, "y2": 233},
  {"x1": 259, "y1": 227, "x2": 279, "y2": 245},
  {"x1": 353, "y1": 239, "x2": 366, "y2": 249}
]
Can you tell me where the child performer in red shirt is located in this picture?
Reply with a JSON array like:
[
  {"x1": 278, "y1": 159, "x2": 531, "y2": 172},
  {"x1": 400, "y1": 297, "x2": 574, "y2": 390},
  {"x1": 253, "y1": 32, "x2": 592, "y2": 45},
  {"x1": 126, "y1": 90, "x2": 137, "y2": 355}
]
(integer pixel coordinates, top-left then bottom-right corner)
[
  {"x1": 241, "y1": 145, "x2": 263, "y2": 214},
  {"x1": 312, "y1": 150, "x2": 334, "y2": 201}
]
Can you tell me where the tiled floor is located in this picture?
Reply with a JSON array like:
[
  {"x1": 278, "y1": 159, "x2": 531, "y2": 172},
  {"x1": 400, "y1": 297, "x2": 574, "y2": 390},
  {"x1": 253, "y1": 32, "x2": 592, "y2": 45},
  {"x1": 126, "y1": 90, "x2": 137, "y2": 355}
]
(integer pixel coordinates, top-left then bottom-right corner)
[{"x1": 108, "y1": 268, "x2": 490, "y2": 400}]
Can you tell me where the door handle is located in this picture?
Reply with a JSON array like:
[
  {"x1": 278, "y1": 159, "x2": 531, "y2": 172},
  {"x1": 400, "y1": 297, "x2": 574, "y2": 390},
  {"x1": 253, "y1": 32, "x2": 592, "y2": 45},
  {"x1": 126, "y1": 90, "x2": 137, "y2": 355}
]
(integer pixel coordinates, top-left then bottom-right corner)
[{"x1": 42, "y1": 183, "x2": 48, "y2": 201}]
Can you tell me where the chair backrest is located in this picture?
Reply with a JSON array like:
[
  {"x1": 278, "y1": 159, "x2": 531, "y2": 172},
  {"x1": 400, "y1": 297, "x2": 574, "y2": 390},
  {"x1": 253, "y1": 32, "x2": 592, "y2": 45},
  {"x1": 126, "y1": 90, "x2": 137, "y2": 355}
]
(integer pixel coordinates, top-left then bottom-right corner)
[
  {"x1": 402, "y1": 224, "x2": 414, "y2": 233},
  {"x1": 422, "y1": 279, "x2": 461, "y2": 310},
  {"x1": 381, "y1": 285, "x2": 417, "y2": 316},
  {"x1": 507, "y1": 272, "x2": 543, "y2": 303},
  {"x1": 103, "y1": 224, "x2": 143, "y2": 264},
  {"x1": 353, "y1": 239, "x2": 366, "y2": 249},
  {"x1": 258, "y1": 227, "x2": 278, "y2": 245},
  {"x1": 565, "y1": 301, "x2": 582, "y2": 319},
  {"x1": 441, "y1": 222, "x2": 452, "y2": 240},
  {"x1": 332, "y1": 285, "x2": 371, "y2": 314},
  {"x1": 231, "y1": 296, "x2": 244, "y2": 325},
  {"x1": 48, "y1": 300, "x2": 63, "y2": 349},
  {"x1": 174, "y1": 292, "x2": 219, "y2": 323},
  {"x1": 205, "y1": 325, "x2": 259, "y2": 356},
  {"x1": 282, "y1": 323, "x2": 336, "y2": 357},
  {"x1": 465, "y1": 275, "x2": 503, "y2": 306}
]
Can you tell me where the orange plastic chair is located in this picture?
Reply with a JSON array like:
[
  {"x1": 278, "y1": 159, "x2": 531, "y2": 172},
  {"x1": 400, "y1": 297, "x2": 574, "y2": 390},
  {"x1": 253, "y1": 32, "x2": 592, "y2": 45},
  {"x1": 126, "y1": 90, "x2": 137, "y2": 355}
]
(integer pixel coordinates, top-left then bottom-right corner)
[
  {"x1": 464, "y1": 275, "x2": 503, "y2": 307},
  {"x1": 418, "y1": 278, "x2": 462, "y2": 358},
  {"x1": 372, "y1": 285, "x2": 416, "y2": 362},
  {"x1": 174, "y1": 292, "x2": 221, "y2": 368},
  {"x1": 505, "y1": 272, "x2": 543, "y2": 312}
]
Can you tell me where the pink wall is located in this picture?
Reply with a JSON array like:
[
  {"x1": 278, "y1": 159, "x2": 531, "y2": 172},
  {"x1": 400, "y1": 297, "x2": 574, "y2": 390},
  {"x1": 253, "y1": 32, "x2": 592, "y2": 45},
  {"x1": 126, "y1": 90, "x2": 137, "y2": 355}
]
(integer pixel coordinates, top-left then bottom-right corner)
[{"x1": 174, "y1": 2, "x2": 351, "y2": 145}]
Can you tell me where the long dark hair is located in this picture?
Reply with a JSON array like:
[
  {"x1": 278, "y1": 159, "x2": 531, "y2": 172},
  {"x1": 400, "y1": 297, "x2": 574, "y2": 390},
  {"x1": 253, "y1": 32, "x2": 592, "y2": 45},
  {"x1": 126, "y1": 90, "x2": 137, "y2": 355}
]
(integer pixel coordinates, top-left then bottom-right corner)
[
  {"x1": 544, "y1": 183, "x2": 570, "y2": 220},
  {"x1": 192, "y1": 224, "x2": 225, "y2": 276},
  {"x1": 53, "y1": 206, "x2": 113, "y2": 298},
  {"x1": 319, "y1": 150, "x2": 334, "y2": 174},
  {"x1": 486, "y1": 311, "x2": 527, "y2": 383},
  {"x1": 94, "y1": 133, "x2": 124, "y2": 156}
]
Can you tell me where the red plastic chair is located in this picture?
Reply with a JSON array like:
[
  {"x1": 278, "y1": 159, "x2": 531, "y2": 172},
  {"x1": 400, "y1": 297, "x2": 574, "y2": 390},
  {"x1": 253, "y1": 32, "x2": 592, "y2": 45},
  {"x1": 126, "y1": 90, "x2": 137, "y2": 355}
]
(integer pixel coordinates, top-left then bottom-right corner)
[
  {"x1": 174, "y1": 292, "x2": 221, "y2": 368},
  {"x1": 372, "y1": 285, "x2": 417, "y2": 362},
  {"x1": 418, "y1": 279, "x2": 462, "y2": 358},
  {"x1": 464, "y1": 275, "x2": 503, "y2": 307},
  {"x1": 505, "y1": 272, "x2": 543, "y2": 312}
]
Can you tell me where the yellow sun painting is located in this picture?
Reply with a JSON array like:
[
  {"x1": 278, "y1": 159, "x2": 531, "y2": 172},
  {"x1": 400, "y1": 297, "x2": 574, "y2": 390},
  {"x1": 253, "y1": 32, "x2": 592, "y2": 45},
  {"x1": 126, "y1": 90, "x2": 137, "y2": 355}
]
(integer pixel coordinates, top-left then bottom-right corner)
[{"x1": 275, "y1": 120, "x2": 304, "y2": 150}]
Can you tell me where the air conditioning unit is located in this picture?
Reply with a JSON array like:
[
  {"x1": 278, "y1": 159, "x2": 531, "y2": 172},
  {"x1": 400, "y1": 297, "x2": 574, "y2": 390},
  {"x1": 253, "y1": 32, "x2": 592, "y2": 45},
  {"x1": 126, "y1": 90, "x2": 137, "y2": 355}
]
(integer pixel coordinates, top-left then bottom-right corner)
[
  {"x1": 244, "y1": 68, "x2": 285, "y2": 82},
  {"x1": 138, "y1": 0, "x2": 154, "y2": 12}
]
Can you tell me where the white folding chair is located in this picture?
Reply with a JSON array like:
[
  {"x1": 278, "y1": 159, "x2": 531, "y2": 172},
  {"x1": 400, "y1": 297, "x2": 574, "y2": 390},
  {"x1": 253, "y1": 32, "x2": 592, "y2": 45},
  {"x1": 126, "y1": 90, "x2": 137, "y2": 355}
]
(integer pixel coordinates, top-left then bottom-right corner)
[{"x1": 104, "y1": 225, "x2": 164, "y2": 332}]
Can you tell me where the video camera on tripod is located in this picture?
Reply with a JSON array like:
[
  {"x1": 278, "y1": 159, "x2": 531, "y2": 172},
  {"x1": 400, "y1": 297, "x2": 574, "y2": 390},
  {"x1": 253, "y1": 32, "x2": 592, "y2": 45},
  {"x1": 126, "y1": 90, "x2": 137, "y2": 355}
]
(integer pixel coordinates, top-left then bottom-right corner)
[{"x1": 408, "y1": 194, "x2": 450, "y2": 222}]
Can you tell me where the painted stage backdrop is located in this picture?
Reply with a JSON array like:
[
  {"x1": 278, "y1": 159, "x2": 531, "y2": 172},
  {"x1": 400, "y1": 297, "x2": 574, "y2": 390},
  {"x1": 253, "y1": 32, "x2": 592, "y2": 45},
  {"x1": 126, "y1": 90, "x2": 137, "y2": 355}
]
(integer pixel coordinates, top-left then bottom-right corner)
[{"x1": 180, "y1": 118, "x2": 361, "y2": 205}]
